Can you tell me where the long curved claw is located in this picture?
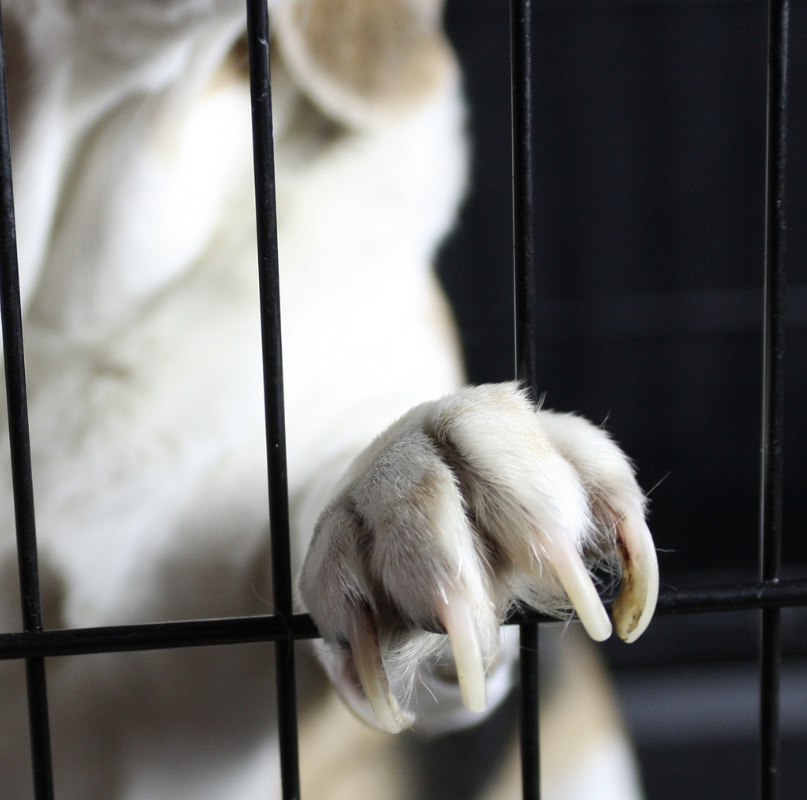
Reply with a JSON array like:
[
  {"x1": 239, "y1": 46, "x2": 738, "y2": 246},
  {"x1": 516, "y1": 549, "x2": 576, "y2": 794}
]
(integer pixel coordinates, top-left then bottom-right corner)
[
  {"x1": 436, "y1": 587, "x2": 487, "y2": 713},
  {"x1": 612, "y1": 510, "x2": 659, "y2": 643},
  {"x1": 540, "y1": 530, "x2": 613, "y2": 642},
  {"x1": 346, "y1": 607, "x2": 409, "y2": 734}
]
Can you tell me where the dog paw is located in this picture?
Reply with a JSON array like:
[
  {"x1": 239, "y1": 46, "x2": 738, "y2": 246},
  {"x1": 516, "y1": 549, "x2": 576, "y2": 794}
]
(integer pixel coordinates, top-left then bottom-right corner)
[{"x1": 299, "y1": 383, "x2": 658, "y2": 732}]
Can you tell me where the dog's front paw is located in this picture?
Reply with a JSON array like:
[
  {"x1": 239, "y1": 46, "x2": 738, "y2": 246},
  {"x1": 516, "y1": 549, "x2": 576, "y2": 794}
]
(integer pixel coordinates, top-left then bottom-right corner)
[{"x1": 300, "y1": 383, "x2": 658, "y2": 732}]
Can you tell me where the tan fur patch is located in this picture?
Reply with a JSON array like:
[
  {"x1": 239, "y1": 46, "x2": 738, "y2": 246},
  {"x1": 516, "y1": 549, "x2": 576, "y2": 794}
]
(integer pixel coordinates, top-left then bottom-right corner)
[{"x1": 274, "y1": 0, "x2": 456, "y2": 128}]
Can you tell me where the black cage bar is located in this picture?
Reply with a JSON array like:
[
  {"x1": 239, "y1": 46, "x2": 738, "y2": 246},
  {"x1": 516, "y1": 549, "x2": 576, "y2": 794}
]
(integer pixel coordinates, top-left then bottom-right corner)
[
  {"x1": 245, "y1": 2, "x2": 300, "y2": 798},
  {"x1": 0, "y1": 1, "x2": 803, "y2": 799}
]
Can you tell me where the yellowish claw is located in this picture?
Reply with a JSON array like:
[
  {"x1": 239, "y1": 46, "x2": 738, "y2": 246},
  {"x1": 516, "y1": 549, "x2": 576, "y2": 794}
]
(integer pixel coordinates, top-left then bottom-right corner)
[
  {"x1": 540, "y1": 530, "x2": 613, "y2": 642},
  {"x1": 612, "y1": 510, "x2": 659, "y2": 643},
  {"x1": 346, "y1": 609, "x2": 409, "y2": 734},
  {"x1": 437, "y1": 587, "x2": 488, "y2": 713}
]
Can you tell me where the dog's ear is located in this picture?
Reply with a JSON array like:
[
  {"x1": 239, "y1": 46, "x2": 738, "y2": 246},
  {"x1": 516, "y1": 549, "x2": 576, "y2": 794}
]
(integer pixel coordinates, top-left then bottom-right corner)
[{"x1": 273, "y1": 0, "x2": 457, "y2": 129}]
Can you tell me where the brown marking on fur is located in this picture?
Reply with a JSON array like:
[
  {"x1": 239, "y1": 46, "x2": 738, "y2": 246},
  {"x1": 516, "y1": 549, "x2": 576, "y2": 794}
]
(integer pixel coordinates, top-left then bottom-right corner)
[
  {"x1": 280, "y1": 87, "x2": 348, "y2": 158},
  {"x1": 226, "y1": 33, "x2": 250, "y2": 80},
  {"x1": 423, "y1": 427, "x2": 507, "y2": 572},
  {"x1": 288, "y1": 0, "x2": 444, "y2": 100},
  {"x1": 205, "y1": 34, "x2": 250, "y2": 93},
  {"x1": 275, "y1": 0, "x2": 456, "y2": 127}
]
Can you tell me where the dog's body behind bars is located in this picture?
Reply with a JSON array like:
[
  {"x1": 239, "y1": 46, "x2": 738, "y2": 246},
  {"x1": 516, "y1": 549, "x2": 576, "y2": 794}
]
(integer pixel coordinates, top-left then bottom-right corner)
[{"x1": 0, "y1": 1, "x2": 657, "y2": 798}]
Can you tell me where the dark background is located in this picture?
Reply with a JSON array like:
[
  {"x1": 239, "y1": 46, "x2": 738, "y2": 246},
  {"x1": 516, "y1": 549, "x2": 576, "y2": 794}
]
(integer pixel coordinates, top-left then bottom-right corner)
[{"x1": 439, "y1": 0, "x2": 807, "y2": 797}]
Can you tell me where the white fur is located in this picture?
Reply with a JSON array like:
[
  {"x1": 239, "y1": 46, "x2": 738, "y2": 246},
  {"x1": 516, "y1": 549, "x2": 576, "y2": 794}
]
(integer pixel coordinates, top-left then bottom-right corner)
[{"x1": 0, "y1": 2, "x2": 654, "y2": 797}]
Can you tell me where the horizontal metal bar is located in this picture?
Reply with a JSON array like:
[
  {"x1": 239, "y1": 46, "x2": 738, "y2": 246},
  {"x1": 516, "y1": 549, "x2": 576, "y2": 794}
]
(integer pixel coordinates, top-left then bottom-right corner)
[
  {"x1": 648, "y1": 579, "x2": 807, "y2": 615},
  {"x1": 534, "y1": 0, "x2": 761, "y2": 9},
  {"x1": 510, "y1": 578, "x2": 807, "y2": 621},
  {"x1": 0, "y1": 579, "x2": 805, "y2": 661},
  {"x1": 0, "y1": 613, "x2": 319, "y2": 660}
]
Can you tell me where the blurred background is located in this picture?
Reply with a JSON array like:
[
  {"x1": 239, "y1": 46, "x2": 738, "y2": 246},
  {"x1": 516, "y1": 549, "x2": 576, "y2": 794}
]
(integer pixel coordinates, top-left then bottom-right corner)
[{"x1": 438, "y1": 0, "x2": 807, "y2": 797}]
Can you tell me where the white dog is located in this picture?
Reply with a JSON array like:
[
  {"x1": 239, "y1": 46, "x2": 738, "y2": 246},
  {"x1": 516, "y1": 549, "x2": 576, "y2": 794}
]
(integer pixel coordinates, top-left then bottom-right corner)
[{"x1": 0, "y1": 1, "x2": 658, "y2": 798}]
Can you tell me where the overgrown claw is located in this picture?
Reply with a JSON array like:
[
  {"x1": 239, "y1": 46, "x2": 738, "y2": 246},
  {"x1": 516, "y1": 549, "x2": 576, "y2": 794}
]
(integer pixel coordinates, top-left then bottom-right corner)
[
  {"x1": 612, "y1": 510, "x2": 659, "y2": 643},
  {"x1": 347, "y1": 607, "x2": 409, "y2": 734},
  {"x1": 540, "y1": 528, "x2": 613, "y2": 642},
  {"x1": 437, "y1": 587, "x2": 488, "y2": 713}
]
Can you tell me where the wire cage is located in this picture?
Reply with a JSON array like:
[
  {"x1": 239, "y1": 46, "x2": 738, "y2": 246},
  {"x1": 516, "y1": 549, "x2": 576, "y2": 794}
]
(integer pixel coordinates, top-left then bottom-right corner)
[{"x1": 0, "y1": 1, "x2": 804, "y2": 800}]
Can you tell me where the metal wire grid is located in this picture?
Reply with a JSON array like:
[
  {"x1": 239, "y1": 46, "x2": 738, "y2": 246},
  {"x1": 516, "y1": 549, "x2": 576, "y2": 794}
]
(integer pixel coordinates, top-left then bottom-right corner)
[{"x1": 0, "y1": 1, "x2": 803, "y2": 799}]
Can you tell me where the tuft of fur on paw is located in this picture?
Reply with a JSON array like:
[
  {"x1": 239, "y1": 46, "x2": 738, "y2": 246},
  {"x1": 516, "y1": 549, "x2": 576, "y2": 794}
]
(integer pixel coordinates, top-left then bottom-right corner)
[{"x1": 300, "y1": 383, "x2": 658, "y2": 732}]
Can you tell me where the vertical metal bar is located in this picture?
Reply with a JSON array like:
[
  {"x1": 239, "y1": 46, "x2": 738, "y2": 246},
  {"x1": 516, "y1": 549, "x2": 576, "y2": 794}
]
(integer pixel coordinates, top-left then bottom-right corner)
[
  {"x1": 518, "y1": 622, "x2": 540, "y2": 800},
  {"x1": 24, "y1": 659, "x2": 54, "y2": 800},
  {"x1": 511, "y1": 2, "x2": 540, "y2": 800},
  {"x1": 0, "y1": 5, "x2": 55, "y2": 799},
  {"x1": 759, "y1": 1, "x2": 789, "y2": 799},
  {"x1": 245, "y1": 3, "x2": 300, "y2": 799},
  {"x1": 512, "y1": 0, "x2": 538, "y2": 398}
]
